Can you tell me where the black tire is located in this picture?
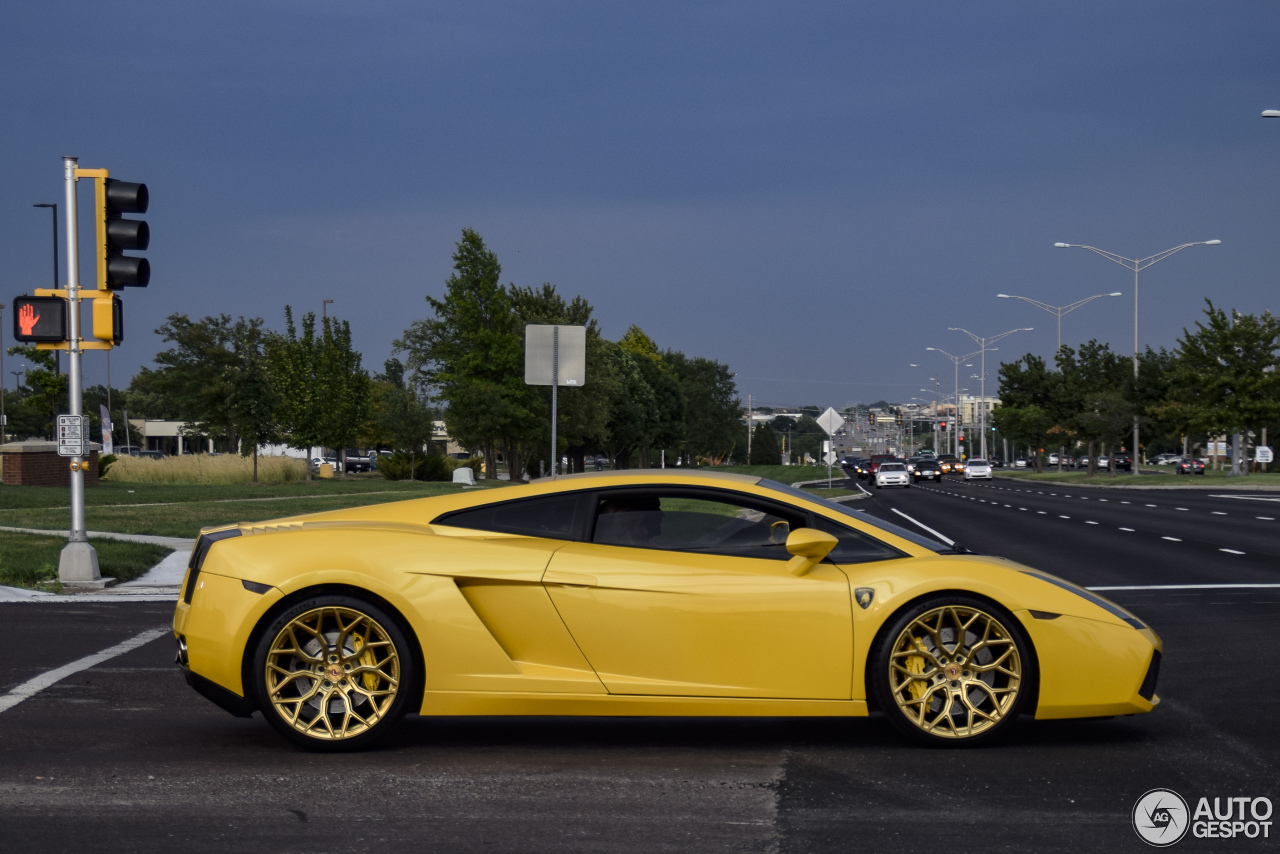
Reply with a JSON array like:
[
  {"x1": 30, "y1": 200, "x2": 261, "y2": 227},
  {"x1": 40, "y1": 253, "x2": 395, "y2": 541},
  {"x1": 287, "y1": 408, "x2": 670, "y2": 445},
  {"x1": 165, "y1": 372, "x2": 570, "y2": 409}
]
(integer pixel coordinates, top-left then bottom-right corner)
[
  {"x1": 871, "y1": 594, "x2": 1034, "y2": 747},
  {"x1": 252, "y1": 593, "x2": 416, "y2": 751}
]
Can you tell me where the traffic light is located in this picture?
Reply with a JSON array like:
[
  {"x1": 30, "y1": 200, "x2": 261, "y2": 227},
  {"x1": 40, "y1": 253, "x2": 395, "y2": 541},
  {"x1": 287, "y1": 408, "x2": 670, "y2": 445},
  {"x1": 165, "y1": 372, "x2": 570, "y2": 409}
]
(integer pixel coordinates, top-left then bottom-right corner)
[
  {"x1": 93, "y1": 294, "x2": 123, "y2": 345},
  {"x1": 940, "y1": 420, "x2": 947, "y2": 430},
  {"x1": 96, "y1": 177, "x2": 150, "y2": 290},
  {"x1": 12, "y1": 296, "x2": 68, "y2": 342}
]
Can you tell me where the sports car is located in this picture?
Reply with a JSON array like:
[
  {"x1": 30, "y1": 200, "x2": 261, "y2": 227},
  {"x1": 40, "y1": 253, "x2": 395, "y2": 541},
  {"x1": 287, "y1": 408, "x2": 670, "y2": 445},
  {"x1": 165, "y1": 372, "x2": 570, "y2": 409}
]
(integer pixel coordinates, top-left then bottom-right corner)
[{"x1": 173, "y1": 470, "x2": 1161, "y2": 750}]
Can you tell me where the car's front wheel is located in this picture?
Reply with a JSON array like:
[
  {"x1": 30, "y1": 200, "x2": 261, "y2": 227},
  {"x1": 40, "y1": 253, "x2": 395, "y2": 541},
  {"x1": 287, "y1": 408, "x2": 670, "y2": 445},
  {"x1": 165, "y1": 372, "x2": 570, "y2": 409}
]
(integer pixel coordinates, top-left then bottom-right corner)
[
  {"x1": 872, "y1": 596, "x2": 1033, "y2": 746},
  {"x1": 253, "y1": 594, "x2": 416, "y2": 751}
]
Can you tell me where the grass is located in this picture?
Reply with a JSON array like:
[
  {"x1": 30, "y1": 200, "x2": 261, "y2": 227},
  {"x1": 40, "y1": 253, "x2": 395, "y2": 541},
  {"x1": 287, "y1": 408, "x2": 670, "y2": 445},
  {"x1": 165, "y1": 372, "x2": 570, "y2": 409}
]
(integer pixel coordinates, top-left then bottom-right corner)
[
  {"x1": 0, "y1": 531, "x2": 173, "y2": 588},
  {"x1": 801, "y1": 488, "x2": 861, "y2": 499},
  {"x1": 107, "y1": 453, "x2": 308, "y2": 484},
  {"x1": 712, "y1": 465, "x2": 839, "y2": 485}
]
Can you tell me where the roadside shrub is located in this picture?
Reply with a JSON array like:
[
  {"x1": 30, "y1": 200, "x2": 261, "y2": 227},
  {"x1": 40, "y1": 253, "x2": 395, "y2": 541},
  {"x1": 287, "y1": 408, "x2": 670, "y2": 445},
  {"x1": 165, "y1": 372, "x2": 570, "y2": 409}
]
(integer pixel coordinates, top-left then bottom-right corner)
[
  {"x1": 98, "y1": 453, "x2": 119, "y2": 479},
  {"x1": 463, "y1": 456, "x2": 484, "y2": 476},
  {"x1": 106, "y1": 453, "x2": 307, "y2": 485},
  {"x1": 376, "y1": 452, "x2": 459, "y2": 482}
]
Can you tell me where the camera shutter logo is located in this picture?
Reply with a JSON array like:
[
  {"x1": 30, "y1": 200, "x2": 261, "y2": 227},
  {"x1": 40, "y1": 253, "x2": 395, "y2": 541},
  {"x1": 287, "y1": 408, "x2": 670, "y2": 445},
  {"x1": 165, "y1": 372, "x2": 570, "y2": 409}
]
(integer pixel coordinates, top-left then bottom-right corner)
[{"x1": 1133, "y1": 788, "x2": 1190, "y2": 846}]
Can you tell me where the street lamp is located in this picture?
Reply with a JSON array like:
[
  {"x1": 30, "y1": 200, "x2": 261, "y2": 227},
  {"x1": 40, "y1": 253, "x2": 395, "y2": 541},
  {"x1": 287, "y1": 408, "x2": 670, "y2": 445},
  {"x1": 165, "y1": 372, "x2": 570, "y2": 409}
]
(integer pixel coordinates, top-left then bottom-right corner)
[
  {"x1": 33, "y1": 204, "x2": 60, "y2": 384},
  {"x1": 323, "y1": 299, "x2": 334, "y2": 320},
  {"x1": 0, "y1": 302, "x2": 5, "y2": 442},
  {"x1": 997, "y1": 292, "x2": 1122, "y2": 355},
  {"x1": 926, "y1": 346, "x2": 982, "y2": 455},
  {"x1": 948, "y1": 327, "x2": 1031, "y2": 459},
  {"x1": 1263, "y1": 110, "x2": 1280, "y2": 118},
  {"x1": 1054, "y1": 239, "x2": 1221, "y2": 473}
]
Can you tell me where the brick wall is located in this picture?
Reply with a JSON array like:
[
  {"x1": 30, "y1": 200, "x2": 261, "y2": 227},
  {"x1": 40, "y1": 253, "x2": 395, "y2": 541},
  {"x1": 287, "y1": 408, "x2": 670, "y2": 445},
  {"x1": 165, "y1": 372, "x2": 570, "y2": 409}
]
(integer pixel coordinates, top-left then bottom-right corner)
[{"x1": 0, "y1": 451, "x2": 99, "y2": 487}]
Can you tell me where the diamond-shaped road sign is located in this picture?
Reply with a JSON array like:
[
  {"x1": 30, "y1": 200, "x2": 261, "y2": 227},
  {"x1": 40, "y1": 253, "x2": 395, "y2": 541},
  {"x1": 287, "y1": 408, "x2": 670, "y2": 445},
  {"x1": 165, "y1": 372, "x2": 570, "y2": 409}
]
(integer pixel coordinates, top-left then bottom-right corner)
[
  {"x1": 823, "y1": 450, "x2": 838, "y2": 466},
  {"x1": 817, "y1": 406, "x2": 845, "y2": 436}
]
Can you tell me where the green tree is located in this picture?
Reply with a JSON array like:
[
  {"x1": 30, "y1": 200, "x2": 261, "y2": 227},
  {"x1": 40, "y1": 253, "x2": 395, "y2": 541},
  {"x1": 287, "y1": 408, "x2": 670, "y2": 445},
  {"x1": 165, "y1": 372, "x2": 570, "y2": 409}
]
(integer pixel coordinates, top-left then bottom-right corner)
[
  {"x1": 2, "y1": 346, "x2": 65, "y2": 439},
  {"x1": 316, "y1": 314, "x2": 370, "y2": 468},
  {"x1": 227, "y1": 333, "x2": 279, "y2": 484},
  {"x1": 748, "y1": 422, "x2": 780, "y2": 465},
  {"x1": 266, "y1": 308, "x2": 327, "y2": 480},
  {"x1": 602, "y1": 344, "x2": 658, "y2": 469},
  {"x1": 664, "y1": 351, "x2": 741, "y2": 466},
  {"x1": 396, "y1": 229, "x2": 537, "y2": 480},
  {"x1": 1171, "y1": 301, "x2": 1280, "y2": 457},
  {"x1": 369, "y1": 359, "x2": 436, "y2": 480}
]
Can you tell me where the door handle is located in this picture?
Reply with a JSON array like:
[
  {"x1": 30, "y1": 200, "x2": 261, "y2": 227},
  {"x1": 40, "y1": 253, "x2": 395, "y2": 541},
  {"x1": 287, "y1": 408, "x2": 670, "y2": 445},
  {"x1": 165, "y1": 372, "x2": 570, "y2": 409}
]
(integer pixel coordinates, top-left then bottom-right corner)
[{"x1": 544, "y1": 570, "x2": 597, "y2": 588}]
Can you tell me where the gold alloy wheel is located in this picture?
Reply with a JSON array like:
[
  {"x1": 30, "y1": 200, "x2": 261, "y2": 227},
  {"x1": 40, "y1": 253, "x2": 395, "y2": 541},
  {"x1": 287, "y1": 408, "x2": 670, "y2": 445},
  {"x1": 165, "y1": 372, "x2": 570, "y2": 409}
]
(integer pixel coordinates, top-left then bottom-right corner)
[
  {"x1": 264, "y1": 606, "x2": 401, "y2": 741},
  {"x1": 887, "y1": 605, "x2": 1021, "y2": 739}
]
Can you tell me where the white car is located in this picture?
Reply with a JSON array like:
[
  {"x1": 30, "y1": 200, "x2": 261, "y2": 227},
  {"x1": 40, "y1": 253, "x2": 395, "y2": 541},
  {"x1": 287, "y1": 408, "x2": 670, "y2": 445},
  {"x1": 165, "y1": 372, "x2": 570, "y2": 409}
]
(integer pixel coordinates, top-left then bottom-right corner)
[
  {"x1": 964, "y1": 459, "x2": 993, "y2": 480},
  {"x1": 875, "y1": 462, "x2": 911, "y2": 489}
]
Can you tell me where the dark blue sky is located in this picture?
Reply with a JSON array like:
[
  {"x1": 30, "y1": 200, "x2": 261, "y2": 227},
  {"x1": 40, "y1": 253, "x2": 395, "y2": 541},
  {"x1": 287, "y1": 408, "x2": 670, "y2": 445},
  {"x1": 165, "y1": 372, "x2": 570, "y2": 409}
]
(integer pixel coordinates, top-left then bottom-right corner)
[{"x1": 3, "y1": 2, "x2": 1278, "y2": 409}]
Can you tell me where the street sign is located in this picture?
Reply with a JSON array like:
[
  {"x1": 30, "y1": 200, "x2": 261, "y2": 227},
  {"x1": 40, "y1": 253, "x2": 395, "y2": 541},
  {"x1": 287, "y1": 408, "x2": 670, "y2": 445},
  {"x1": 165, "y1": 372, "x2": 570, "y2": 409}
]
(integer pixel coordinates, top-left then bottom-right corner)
[
  {"x1": 525, "y1": 325, "x2": 586, "y2": 386},
  {"x1": 823, "y1": 450, "x2": 838, "y2": 466},
  {"x1": 56, "y1": 414, "x2": 91, "y2": 457},
  {"x1": 1257, "y1": 446, "x2": 1274, "y2": 464},
  {"x1": 816, "y1": 406, "x2": 844, "y2": 436},
  {"x1": 1206, "y1": 441, "x2": 1228, "y2": 454},
  {"x1": 12, "y1": 296, "x2": 68, "y2": 343}
]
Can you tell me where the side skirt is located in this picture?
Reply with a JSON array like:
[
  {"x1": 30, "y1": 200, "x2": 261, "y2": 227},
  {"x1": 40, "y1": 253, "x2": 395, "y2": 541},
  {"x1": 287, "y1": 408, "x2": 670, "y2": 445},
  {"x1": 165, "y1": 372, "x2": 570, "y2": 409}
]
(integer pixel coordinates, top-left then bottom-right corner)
[{"x1": 420, "y1": 692, "x2": 869, "y2": 717}]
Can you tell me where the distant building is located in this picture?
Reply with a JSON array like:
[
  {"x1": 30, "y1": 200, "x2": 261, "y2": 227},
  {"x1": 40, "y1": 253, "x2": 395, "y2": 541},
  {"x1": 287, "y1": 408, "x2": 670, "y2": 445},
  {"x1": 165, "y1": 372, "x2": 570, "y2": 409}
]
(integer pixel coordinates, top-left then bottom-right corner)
[{"x1": 957, "y1": 395, "x2": 1000, "y2": 427}]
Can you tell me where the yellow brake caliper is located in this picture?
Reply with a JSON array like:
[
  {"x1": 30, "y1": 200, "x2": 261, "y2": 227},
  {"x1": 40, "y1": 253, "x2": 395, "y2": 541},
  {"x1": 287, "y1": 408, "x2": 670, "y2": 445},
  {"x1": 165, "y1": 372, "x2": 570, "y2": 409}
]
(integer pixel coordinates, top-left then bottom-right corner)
[
  {"x1": 905, "y1": 637, "x2": 928, "y2": 701},
  {"x1": 352, "y1": 633, "x2": 380, "y2": 691}
]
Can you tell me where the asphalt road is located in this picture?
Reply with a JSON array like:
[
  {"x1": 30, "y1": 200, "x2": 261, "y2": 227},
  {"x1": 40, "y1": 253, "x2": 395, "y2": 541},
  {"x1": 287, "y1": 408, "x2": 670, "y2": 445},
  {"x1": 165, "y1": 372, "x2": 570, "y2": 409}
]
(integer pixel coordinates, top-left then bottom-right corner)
[{"x1": 2, "y1": 477, "x2": 1277, "y2": 853}]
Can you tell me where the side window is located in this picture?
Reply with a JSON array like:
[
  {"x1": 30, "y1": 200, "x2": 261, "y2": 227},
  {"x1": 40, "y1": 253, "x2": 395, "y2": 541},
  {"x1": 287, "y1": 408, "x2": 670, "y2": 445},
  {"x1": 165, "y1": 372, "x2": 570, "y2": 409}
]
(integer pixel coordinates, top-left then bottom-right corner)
[
  {"x1": 434, "y1": 494, "x2": 585, "y2": 540},
  {"x1": 592, "y1": 490, "x2": 804, "y2": 560},
  {"x1": 811, "y1": 516, "x2": 903, "y2": 564}
]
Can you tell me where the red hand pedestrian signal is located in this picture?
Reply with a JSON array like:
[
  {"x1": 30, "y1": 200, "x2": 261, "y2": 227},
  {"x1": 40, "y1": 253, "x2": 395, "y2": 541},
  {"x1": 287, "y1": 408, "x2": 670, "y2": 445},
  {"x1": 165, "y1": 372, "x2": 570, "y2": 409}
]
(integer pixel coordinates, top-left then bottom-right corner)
[{"x1": 18, "y1": 303, "x2": 39, "y2": 336}]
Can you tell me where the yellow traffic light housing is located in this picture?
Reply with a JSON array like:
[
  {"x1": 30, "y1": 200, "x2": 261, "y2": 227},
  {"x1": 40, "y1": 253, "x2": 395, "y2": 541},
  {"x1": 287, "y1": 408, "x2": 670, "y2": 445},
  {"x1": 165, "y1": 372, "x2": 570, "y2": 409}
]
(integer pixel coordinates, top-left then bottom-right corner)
[{"x1": 93, "y1": 294, "x2": 123, "y2": 345}]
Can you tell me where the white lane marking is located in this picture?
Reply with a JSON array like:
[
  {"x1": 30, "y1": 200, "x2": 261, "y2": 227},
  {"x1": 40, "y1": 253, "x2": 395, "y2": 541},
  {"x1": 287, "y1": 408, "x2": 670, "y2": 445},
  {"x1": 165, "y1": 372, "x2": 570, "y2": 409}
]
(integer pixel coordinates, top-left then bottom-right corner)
[
  {"x1": 1098, "y1": 499, "x2": 1108, "y2": 502},
  {"x1": 1211, "y1": 511, "x2": 1228, "y2": 516},
  {"x1": 889, "y1": 508, "x2": 955, "y2": 546},
  {"x1": 1209, "y1": 494, "x2": 1280, "y2": 503},
  {"x1": 1162, "y1": 536, "x2": 1182, "y2": 542},
  {"x1": 1259, "y1": 516, "x2": 1276, "y2": 521},
  {"x1": 1037, "y1": 511, "x2": 1047, "y2": 515},
  {"x1": 1220, "y1": 548, "x2": 1246, "y2": 555},
  {"x1": 1120, "y1": 527, "x2": 1135, "y2": 531},
  {"x1": 1059, "y1": 515, "x2": 1071, "y2": 519},
  {"x1": 1176, "y1": 507, "x2": 1189, "y2": 511},
  {"x1": 1088, "y1": 583, "x2": 1280, "y2": 591},
  {"x1": 1019, "y1": 507, "x2": 1028, "y2": 511},
  {"x1": 0, "y1": 626, "x2": 169, "y2": 715},
  {"x1": 1146, "y1": 504, "x2": 1158, "y2": 508},
  {"x1": 1085, "y1": 521, "x2": 1099, "y2": 525},
  {"x1": 856, "y1": 483, "x2": 871, "y2": 496}
]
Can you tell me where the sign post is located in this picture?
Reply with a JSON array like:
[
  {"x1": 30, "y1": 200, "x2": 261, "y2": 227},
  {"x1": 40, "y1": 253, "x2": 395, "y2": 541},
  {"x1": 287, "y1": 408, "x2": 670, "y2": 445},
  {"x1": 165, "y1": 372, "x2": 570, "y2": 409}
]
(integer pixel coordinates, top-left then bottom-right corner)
[
  {"x1": 816, "y1": 406, "x2": 846, "y2": 488},
  {"x1": 524, "y1": 325, "x2": 586, "y2": 478}
]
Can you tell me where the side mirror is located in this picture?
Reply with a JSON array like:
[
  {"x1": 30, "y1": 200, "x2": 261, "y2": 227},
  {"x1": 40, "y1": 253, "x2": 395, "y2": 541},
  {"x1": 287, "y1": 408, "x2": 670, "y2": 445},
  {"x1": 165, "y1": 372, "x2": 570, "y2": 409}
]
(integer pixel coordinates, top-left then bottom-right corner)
[{"x1": 784, "y1": 528, "x2": 838, "y2": 577}]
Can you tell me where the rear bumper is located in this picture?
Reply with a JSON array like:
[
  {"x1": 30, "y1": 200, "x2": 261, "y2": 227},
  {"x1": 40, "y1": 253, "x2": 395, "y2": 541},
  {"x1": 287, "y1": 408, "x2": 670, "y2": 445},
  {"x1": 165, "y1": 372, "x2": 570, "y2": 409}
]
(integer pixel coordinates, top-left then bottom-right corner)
[{"x1": 181, "y1": 666, "x2": 256, "y2": 718}]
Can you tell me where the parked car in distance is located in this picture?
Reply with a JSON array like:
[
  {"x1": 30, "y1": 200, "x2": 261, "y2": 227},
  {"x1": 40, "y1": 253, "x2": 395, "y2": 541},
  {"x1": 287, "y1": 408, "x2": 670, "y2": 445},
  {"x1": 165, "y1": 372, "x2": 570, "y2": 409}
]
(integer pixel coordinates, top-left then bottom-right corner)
[
  {"x1": 1014, "y1": 458, "x2": 1029, "y2": 468},
  {"x1": 912, "y1": 459, "x2": 942, "y2": 482},
  {"x1": 1047, "y1": 453, "x2": 1060, "y2": 465},
  {"x1": 964, "y1": 459, "x2": 993, "y2": 481},
  {"x1": 875, "y1": 462, "x2": 911, "y2": 489},
  {"x1": 1113, "y1": 453, "x2": 1132, "y2": 472},
  {"x1": 1075, "y1": 456, "x2": 1090, "y2": 469},
  {"x1": 1153, "y1": 453, "x2": 1180, "y2": 465},
  {"x1": 129, "y1": 449, "x2": 165, "y2": 460},
  {"x1": 1176, "y1": 458, "x2": 1206, "y2": 475}
]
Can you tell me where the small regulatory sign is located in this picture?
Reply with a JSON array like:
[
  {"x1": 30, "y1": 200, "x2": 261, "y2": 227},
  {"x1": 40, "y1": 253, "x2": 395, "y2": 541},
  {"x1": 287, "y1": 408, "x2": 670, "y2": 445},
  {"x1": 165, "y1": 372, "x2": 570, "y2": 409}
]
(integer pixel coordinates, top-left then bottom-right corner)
[
  {"x1": 1257, "y1": 446, "x2": 1274, "y2": 464},
  {"x1": 56, "y1": 414, "x2": 91, "y2": 457}
]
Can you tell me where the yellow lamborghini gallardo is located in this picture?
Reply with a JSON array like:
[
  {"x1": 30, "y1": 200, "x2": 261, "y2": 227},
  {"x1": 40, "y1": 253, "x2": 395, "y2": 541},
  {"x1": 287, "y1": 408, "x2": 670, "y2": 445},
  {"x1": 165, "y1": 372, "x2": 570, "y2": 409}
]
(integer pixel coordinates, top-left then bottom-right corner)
[{"x1": 173, "y1": 470, "x2": 1160, "y2": 750}]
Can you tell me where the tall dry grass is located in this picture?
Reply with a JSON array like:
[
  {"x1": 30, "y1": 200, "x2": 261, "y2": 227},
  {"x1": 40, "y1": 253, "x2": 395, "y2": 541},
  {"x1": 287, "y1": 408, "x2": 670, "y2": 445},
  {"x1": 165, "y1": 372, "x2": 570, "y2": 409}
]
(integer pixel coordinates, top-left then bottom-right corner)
[{"x1": 106, "y1": 454, "x2": 307, "y2": 485}]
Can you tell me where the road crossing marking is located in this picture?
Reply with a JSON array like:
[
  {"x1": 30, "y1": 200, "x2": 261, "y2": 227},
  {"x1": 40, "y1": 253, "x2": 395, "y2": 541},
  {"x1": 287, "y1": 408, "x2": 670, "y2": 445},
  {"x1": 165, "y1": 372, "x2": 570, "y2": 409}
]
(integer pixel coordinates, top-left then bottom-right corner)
[
  {"x1": 1162, "y1": 536, "x2": 1182, "y2": 542},
  {"x1": 0, "y1": 626, "x2": 170, "y2": 715},
  {"x1": 1120, "y1": 527, "x2": 1135, "y2": 531},
  {"x1": 1220, "y1": 548, "x2": 1246, "y2": 555}
]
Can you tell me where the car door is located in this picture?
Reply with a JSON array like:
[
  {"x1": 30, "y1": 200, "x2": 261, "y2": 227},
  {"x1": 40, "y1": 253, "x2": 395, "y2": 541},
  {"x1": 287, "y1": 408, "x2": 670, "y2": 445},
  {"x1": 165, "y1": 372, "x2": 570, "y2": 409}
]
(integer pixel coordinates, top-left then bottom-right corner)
[{"x1": 542, "y1": 487, "x2": 854, "y2": 700}]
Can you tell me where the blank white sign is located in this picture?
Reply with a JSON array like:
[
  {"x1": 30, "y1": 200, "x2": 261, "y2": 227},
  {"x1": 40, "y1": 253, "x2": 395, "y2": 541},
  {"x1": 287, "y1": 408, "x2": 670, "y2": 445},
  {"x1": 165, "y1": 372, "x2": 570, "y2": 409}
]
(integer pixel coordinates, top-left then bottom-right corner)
[{"x1": 525, "y1": 325, "x2": 587, "y2": 386}]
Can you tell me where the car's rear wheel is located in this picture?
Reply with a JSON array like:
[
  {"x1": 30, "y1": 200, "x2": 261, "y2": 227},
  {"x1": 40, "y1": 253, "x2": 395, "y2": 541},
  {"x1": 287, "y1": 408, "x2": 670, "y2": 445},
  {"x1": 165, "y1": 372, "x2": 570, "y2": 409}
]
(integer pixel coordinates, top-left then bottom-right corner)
[
  {"x1": 873, "y1": 596, "x2": 1033, "y2": 746},
  {"x1": 253, "y1": 594, "x2": 415, "y2": 751}
]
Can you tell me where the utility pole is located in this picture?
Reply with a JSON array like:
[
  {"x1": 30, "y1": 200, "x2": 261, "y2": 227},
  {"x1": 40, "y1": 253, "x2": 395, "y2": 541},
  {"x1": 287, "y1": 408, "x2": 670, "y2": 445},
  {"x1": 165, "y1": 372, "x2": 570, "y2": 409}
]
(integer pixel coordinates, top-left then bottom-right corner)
[
  {"x1": 58, "y1": 157, "x2": 101, "y2": 584},
  {"x1": 746, "y1": 394, "x2": 752, "y2": 463}
]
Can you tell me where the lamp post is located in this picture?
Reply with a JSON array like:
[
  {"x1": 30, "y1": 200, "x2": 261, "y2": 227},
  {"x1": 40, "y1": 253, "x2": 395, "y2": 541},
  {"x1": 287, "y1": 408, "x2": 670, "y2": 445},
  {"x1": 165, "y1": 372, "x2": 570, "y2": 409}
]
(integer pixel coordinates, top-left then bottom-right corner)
[
  {"x1": 947, "y1": 327, "x2": 1031, "y2": 460},
  {"x1": 997, "y1": 292, "x2": 1122, "y2": 356},
  {"x1": 1054, "y1": 240, "x2": 1221, "y2": 473},
  {"x1": 33, "y1": 204, "x2": 61, "y2": 395},
  {"x1": 0, "y1": 302, "x2": 5, "y2": 442},
  {"x1": 926, "y1": 347, "x2": 982, "y2": 455},
  {"x1": 322, "y1": 299, "x2": 334, "y2": 320}
]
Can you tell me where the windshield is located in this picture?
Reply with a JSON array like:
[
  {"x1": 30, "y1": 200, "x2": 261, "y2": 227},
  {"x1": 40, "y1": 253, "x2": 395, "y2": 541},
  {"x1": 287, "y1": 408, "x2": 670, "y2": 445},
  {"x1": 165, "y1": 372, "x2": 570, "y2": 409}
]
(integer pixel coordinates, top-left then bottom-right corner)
[
  {"x1": 970, "y1": 459, "x2": 988, "y2": 466},
  {"x1": 758, "y1": 479, "x2": 952, "y2": 553},
  {"x1": 880, "y1": 463, "x2": 905, "y2": 471}
]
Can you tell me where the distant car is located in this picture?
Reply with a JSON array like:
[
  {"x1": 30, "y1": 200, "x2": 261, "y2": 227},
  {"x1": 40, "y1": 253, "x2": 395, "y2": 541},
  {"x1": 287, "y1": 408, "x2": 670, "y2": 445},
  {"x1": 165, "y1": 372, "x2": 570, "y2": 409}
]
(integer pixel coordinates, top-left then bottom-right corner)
[
  {"x1": 990, "y1": 459, "x2": 1007, "y2": 469},
  {"x1": 1153, "y1": 453, "x2": 1180, "y2": 466},
  {"x1": 1047, "y1": 453, "x2": 1060, "y2": 466},
  {"x1": 1113, "y1": 453, "x2": 1132, "y2": 472},
  {"x1": 1075, "y1": 456, "x2": 1090, "y2": 469},
  {"x1": 130, "y1": 449, "x2": 165, "y2": 460},
  {"x1": 937, "y1": 455, "x2": 964, "y2": 474},
  {"x1": 964, "y1": 459, "x2": 993, "y2": 481},
  {"x1": 867, "y1": 454, "x2": 897, "y2": 480},
  {"x1": 1014, "y1": 458, "x2": 1029, "y2": 468},
  {"x1": 911, "y1": 459, "x2": 942, "y2": 482},
  {"x1": 1176, "y1": 458, "x2": 1206, "y2": 475},
  {"x1": 1096, "y1": 455, "x2": 1110, "y2": 471},
  {"x1": 875, "y1": 462, "x2": 910, "y2": 489}
]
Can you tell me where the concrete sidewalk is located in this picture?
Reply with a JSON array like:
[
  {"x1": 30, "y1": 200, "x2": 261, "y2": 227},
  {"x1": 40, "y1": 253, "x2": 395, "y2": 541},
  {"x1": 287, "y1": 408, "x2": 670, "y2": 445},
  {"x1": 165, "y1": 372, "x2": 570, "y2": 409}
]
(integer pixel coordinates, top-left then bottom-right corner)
[{"x1": 0, "y1": 528, "x2": 193, "y2": 602}]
